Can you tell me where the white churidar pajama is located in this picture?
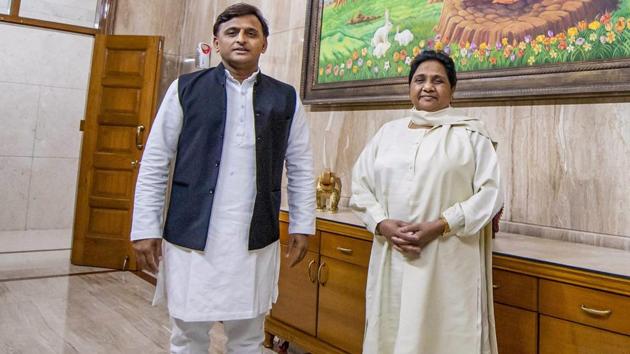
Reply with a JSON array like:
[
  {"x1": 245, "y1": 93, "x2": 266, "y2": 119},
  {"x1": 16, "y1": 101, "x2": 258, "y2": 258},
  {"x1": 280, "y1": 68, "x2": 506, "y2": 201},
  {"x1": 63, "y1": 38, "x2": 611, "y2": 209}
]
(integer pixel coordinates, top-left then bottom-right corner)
[
  {"x1": 131, "y1": 69, "x2": 315, "y2": 353},
  {"x1": 350, "y1": 107, "x2": 502, "y2": 354}
]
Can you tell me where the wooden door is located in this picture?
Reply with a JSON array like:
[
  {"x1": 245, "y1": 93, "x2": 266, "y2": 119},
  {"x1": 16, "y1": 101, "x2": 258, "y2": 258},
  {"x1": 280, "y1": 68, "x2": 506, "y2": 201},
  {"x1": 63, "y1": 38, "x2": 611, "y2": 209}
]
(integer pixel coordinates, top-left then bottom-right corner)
[
  {"x1": 71, "y1": 35, "x2": 162, "y2": 270},
  {"x1": 317, "y1": 256, "x2": 367, "y2": 354},
  {"x1": 494, "y1": 303, "x2": 537, "y2": 354},
  {"x1": 271, "y1": 221, "x2": 319, "y2": 335}
]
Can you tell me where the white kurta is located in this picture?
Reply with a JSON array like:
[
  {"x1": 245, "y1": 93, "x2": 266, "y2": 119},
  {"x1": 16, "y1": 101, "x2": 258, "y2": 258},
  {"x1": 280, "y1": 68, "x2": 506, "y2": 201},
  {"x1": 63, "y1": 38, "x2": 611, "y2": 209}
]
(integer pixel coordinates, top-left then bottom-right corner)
[
  {"x1": 350, "y1": 107, "x2": 502, "y2": 354},
  {"x1": 131, "y1": 70, "x2": 315, "y2": 322}
]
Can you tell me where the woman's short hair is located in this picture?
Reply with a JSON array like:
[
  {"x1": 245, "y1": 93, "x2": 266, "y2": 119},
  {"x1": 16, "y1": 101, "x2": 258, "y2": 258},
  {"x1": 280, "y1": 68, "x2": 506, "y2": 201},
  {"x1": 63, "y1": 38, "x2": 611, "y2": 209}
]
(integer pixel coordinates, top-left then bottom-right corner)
[
  {"x1": 213, "y1": 3, "x2": 269, "y2": 38},
  {"x1": 408, "y1": 50, "x2": 457, "y2": 88}
]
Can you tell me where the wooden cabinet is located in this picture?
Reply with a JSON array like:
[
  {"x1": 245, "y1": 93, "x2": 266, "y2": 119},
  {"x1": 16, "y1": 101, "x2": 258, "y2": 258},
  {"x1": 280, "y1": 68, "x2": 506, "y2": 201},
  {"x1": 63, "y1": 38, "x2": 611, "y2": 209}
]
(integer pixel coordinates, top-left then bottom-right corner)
[
  {"x1": 493, "y1": 269, "x2": 538, "y2": 354},
  {"x1": 267, "y1": 212, "x2": 630, "y2": 354}
]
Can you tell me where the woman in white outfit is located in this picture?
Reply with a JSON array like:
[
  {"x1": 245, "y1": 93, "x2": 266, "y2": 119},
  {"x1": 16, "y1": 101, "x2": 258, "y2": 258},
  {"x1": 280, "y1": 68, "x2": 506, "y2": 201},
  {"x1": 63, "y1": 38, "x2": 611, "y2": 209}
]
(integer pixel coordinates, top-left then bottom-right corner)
[{"x1": 350, "y1": 50, "x2": 502, "y2": 354}]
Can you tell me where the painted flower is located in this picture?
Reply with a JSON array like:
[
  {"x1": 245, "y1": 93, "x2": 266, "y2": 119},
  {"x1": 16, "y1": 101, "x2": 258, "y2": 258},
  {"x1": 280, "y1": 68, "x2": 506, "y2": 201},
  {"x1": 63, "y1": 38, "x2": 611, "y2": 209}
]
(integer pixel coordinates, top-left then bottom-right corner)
[
  {"x1": 373, "y1": 66, "x2": 379, "y2": 74},
  {"x1": 495, "y1": 41, "x2": 503, "y2": 50},
  {"x1": 627, "y1": 18, "x2": 630, "y2": 30},
  {"x1": 325, "y1": 63, "x2": 332, "y2": 75},
  {"x1": 357, "y1": 58, "x2": 364, "y2": 67},
  {"x1": 509, "y1": 53, "x2": 516, "y2": 62},
  {"x1": 490, "y1": 57, "x2": 497, "y2": 65},
  {"x1": 501, "y1": 37, "x2": 509, "y2": 46},
  {"x1": 518, "y1": 41, "x2": 527, "y2": 50},
  {"x1": 393, "y1": 51, "x2": 400, "y2": 63},
  {"x1": 583, "y1": 43, "x2": 592, "y2": 51},
  {"x1": 346, "y1": 59, "x2": 353, "y2": 69},
  {"x1": 589, "y1": 33, "x2": 598, "y2": 42},
  {"x1": 397, "y1": 65, "x2": 404, "y2": 74},
  {"x1": 340, "y1": 63, "x2": 345, "y2": 69},
  {"x1": 427, "y1": 39, "x2": 434, "y2": 48},
  {"x1": 527, "y1": 56, "x2": 536, "y2": 65},
  {"x1": 547, "y1": 30, "x2": 554, "y2": 37},
  {"x1": 555, "y1": 32, "x2": 566, "y2": 41},
  {"x1": 575, "y1": 37, "x2": 585, "y2": 46},
  {"x1": 558, "y1": 41, "x2": 567, "y2": 50},
  {"x1": 366, "y1": 60, "x2": 372, "y2": 68},
  {"x1": 384, "y1": 61, "x2": 390, "y2": 71},
  {"x1": 460, "y1": 58, "x2": 468, "y2": 66},
  {"x1": 605, "y1": 22, "x2": 613, "y2": 32},
  {"x1": 600, "y1": 12, "x2": 612, "y2": 25},
  {"x1": 405, "y1": 56, "x2": 412, "y2": 65},
  {"x1": 549, "y1": 49, "x2": 558, "y2": 58},
  {"x1": 419, "y1": 40, "x2": 426, "y2": 48},
  {"x1": 567, "y1": 27, "x2": 578, "y2": 38},
  {"x1": 319, "y1": 67, "x2": 324, "y2": 76},
  {"x1": 517, "y1": 48, "x2": 524, "y2": 58},
  {"x1": 361, "y1": 47, "x2": 368, "y2": 57},
  {"x1": 615, "y1": 18, "x2": 626, "y2": 33},
  {"x1": 339, "y1": 69, "x2": 344, "y2": 77},
  {"x1": 413, "y1": 46, "x2": 421, "y2": 57},
  {"x1": 400, "y1": 49, "x2": 408, "y2": 60},
  {"x1": 352, "y1": 65, "x2": 359, "y2": 74},
  {"x1": 524, "y1": 35, "x2": 532, "y2": 43},
  {"x1": 607, "y1": 31, "x2": 616, "y2": 43},
  {"x1": 536, "y1": 34, "x2": 546, "y2": 43},
  {"x1": 567, "y1": 45, "x2": 575, "y2": 52},
  {"x1": 352, "y1": 50, "x2": 359, "y2": 61},
  {"x1": 465, "y1": 41, "x2": 471, "y2": 49},
  {"x1": 443, "y1": 46, "x2": 451, "y2": 55},
  {"x1": 460, "y1": 48, "x2": 468, "y2": 57},
  {"x1": 435, "y1": 41, "x2": 444, "y2": 51},
  {"x1": 578, "y1": 20, "x2": 587, "y2": 31},
  {"x1": 588, "y1": 21, "x2": 601, "y2": 31},
  {"x1": 600, "y1": 35, "x2": 607, "y2": 44},
  {"x1": 333, "y1": 65, "x2": 339, "y2": 76}
]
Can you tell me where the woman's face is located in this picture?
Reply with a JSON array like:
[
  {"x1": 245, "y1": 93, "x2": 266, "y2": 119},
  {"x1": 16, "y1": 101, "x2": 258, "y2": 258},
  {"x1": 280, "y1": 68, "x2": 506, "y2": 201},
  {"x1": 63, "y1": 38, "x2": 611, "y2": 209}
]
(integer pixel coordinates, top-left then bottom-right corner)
[{"x1": 409, "y1": 60, "x2": 454, "y2": 112}]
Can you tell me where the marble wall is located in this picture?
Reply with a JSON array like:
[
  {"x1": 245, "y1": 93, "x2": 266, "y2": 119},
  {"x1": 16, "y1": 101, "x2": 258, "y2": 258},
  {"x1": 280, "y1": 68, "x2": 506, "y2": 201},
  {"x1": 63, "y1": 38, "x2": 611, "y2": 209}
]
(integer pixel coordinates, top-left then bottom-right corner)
[
  {"x1": 114, "y1": 0, "x2": 630, "y2": 250},
  {"x1": 0, "y1": 23, "x2": 93, "y2": 231}
]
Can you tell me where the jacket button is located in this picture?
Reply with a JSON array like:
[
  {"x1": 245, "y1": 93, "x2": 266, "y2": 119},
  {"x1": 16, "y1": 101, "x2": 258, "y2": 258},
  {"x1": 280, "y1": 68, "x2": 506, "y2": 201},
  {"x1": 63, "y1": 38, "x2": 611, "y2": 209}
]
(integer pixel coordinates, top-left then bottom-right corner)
[
  {"x1": 209, "y1": 189, "x2": 214, "y2": 195},
  {"x1": 215, "y1": 161, "x2": 220, "y2": 167}
]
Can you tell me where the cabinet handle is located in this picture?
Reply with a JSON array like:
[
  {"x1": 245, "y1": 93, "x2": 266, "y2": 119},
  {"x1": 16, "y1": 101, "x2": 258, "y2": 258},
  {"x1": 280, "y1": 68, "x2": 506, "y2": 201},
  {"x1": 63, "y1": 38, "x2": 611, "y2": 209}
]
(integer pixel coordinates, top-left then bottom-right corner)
[
  {"x1": 307, "y1": 260, "x2": 316, "y2": 283},
  {"x1": 136, "y1": 125, "x2": 145, "y2": 150},
  {"x1": 492, "y1": 284, "x2": 500, "y2": 289},
  {"x1": 580, "y1": 304, "x2": 612, "y2": 317},
  {"x1": 317, "y1": 262, "x2": 328, "y2": 286},
  {"x1": 336, "y1": 246, "x2": 353, "y2": 255}
]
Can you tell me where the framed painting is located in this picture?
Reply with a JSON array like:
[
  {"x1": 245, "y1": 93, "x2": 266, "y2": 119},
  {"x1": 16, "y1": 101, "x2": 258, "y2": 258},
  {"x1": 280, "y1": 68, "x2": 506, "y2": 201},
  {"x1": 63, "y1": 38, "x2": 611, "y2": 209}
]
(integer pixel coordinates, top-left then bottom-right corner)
[{"x1": 301, "y1": 0, "x2": 630, "y2": 105}]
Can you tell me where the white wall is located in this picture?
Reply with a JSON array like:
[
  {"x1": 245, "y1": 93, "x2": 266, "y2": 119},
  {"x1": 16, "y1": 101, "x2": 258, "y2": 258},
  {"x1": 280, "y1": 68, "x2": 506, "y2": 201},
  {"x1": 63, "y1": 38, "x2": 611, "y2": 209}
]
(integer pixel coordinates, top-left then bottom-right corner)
[{"x1": 0, "y1": 23, "x2": 93, "y2": 232}]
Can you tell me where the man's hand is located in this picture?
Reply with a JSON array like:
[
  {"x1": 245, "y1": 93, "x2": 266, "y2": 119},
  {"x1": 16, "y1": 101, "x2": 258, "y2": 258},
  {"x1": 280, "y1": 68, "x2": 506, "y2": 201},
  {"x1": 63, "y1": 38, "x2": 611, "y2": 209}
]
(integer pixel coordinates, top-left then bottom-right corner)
[
  {"x1": 286, "y1": 234, "x2": 309, "y2": 268},
  {"x1": 132, "y1": 238, "x2": 162, "y2": 273}
]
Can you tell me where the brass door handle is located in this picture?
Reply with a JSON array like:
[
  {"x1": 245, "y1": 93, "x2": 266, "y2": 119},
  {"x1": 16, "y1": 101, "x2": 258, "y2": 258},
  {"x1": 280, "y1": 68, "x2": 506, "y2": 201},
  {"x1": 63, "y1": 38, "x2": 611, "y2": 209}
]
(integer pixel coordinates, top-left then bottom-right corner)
[
  {"x1": 492, "y1": 284, "x2": 500, "y2": 289},
  {"x1": 307, "y1": 260, "x2": 317, "y2": 283},
  {"x1": 136, "y1": 125, "x2": 145, "y2": 150},
  {"x1": 317, "y1": 262, "x2": 328, "y2": 286},
  {"x1": 131, "y1": 160, "x2": 139, "y2": 168},
  {"x1": 580, "y1": 304, "x2": 612, "y2": 317},
  {"x1": 336, "y1": 247, "x2": 353, "y2": 255}
]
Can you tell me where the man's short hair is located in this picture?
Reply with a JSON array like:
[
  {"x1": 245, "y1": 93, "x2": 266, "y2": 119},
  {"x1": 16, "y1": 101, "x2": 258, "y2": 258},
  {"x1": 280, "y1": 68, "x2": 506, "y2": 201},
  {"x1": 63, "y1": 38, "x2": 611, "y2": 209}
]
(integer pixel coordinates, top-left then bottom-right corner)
[
  {"x1": 213, "y1": 3, "x2": 270, "y2": 38},
  {"x1": 408, "y1": 50, "x2": 457, "y2": 88}
]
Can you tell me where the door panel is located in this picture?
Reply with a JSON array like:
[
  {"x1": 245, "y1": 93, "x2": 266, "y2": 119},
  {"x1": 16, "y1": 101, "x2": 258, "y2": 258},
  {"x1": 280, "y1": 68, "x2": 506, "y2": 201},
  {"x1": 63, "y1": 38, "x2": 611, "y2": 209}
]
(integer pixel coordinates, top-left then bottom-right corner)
[{"x1": 71, "y1": 35, "x2": 162, "y2": 270}]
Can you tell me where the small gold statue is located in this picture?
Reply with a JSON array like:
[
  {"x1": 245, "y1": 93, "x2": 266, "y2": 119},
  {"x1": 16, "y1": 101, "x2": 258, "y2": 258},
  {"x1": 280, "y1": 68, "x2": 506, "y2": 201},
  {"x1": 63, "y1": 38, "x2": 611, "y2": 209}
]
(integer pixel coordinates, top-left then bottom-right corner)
[{"x1": 316, "y1": 169, "x2": 342, "y2": 212}]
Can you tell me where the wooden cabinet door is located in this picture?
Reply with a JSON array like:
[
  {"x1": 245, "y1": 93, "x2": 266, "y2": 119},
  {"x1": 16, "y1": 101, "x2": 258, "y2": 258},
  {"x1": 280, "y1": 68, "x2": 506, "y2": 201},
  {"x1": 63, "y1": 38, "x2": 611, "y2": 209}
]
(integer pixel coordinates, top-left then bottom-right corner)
[
  {"x1": 271, "y1": 245, "x2": 319, "y2": 336},
  {"x1": 71, "y1": 35, "x2": 162, "y2": 269},
  {"x1": 494, "y1": 303, "x2": 537, "y2": 354},
  {"x1": 540, "y1": 315, "x2": 630, "y2": 354},
  {"x1": 317, "y1": 256, "x2": 367, "y2": 354}
]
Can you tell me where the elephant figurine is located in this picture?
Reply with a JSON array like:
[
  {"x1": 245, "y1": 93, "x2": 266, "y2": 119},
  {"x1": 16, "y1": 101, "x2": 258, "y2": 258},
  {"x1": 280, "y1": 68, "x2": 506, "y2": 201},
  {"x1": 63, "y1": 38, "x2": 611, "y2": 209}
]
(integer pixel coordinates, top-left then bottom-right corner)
[{"x1": 316, "y1": 169, "x2": 341, "y2": 212}]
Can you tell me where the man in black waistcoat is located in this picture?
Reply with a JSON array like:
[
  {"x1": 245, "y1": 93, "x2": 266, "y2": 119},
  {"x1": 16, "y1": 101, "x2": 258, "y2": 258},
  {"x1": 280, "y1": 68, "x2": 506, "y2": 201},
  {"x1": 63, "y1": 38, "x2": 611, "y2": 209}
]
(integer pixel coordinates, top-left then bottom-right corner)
[{"x1": 130, "y1": 3, "x2": 315, "y2": 353}]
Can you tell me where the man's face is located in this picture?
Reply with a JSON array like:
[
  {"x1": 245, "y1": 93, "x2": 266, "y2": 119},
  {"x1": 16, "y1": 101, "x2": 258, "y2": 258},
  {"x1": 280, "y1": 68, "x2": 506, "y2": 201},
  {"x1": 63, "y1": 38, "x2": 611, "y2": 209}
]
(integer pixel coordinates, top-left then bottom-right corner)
[
  {"x1": 213, "y1": 15, "x2": 267, "y2": 72},
  {"x1": 409, "y1": 60, "x2": 454, "y2": 112}
]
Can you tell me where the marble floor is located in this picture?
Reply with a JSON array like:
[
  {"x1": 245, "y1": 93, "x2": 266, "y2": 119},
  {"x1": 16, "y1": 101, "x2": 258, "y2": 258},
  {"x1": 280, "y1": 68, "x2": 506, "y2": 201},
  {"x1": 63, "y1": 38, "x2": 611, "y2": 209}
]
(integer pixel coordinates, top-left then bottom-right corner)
[{"x1": 0, "y1": 231, "x2": 303, "y2": 353}]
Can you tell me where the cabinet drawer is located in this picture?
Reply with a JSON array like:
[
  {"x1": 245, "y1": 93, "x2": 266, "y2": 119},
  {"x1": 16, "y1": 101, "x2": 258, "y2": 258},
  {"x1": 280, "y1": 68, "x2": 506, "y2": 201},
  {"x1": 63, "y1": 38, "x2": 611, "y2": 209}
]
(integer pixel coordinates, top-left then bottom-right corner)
[
  {"x1": 279, "y1": 221, "x2": 320, "y2": 252},
  {"x1": 492, "y1": 269, "x2": 537, "y2": 311},
  {"x1": 540, "y1": 279, "x2": 630, "y2": 336},
  {"x1": 320, "y1": 232, "x2": 371, "y2": 267},
  {"x1": 539, "y1": 315, "x2": 630, "y2": 354}
]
